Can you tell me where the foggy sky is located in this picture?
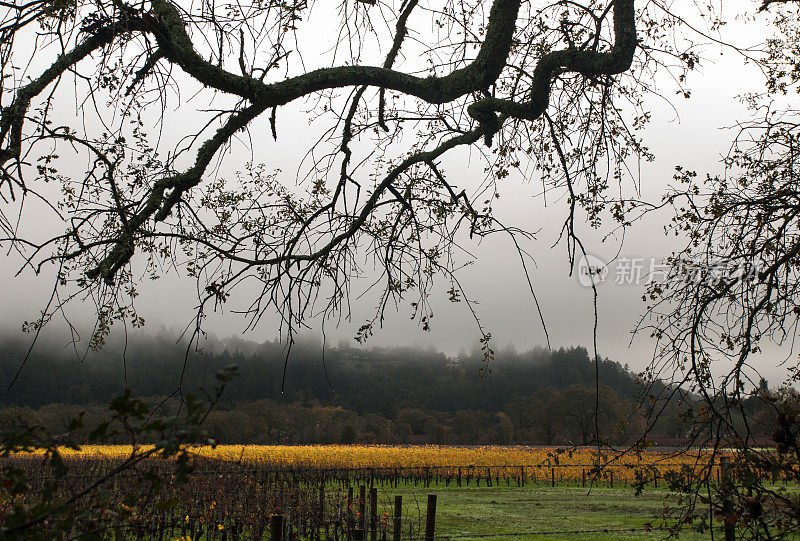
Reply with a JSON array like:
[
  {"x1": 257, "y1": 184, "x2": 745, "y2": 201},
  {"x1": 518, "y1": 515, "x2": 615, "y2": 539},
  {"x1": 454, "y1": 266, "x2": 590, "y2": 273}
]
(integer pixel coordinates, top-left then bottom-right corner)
[{"x1": 0, "y1": 3, "x2": 789, "y2": 383}]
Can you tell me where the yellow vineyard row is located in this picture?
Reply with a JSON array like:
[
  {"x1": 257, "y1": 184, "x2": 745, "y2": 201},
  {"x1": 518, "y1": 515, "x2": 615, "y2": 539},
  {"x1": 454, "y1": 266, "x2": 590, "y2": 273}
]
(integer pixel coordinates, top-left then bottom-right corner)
[{"x1": 16, "y1": 444, "x2": 719, "y2": 482}]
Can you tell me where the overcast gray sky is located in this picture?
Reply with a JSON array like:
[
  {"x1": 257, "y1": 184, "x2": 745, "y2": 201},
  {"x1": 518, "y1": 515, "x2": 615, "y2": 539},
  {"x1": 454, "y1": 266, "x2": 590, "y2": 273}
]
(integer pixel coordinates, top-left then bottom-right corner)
[{"x1": 1, "y1": 1, "x2": 788, "y2": 382}]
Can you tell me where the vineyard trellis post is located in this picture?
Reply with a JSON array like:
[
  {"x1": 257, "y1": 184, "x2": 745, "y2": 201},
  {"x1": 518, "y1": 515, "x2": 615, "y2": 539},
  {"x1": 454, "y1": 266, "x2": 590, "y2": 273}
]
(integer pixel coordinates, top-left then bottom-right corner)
[
  {"x1": 369, "y1": 487, "x2": 378, "y2": 541},
  {"x1": 319, "y1": 477, "x2": 326, "y2": 541},
  {"x1": 720, "y1": 457, "x2": 735, "y2": 541},
  {"x1": 425, "y1": 495, "x2": 437, "y2": 541},
  {"x1": 347, "y1": 487, "x2": 354, "y2": 539},
  {"x1": 270, "y1": 514, "x2": 283, "y2": 541},
  {"x1": 393, "y1": 496, "x2": 402, "y2": 541},
  {"x1": 358, "y1": 485, "x2": 367, "y2": 539}
]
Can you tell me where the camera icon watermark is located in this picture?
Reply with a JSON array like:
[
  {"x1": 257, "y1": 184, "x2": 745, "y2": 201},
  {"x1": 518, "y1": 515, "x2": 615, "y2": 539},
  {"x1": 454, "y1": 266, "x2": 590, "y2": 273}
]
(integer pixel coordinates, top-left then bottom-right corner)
[{"x1": 577, "y1": 253, "x2": 609, "y2": 287}]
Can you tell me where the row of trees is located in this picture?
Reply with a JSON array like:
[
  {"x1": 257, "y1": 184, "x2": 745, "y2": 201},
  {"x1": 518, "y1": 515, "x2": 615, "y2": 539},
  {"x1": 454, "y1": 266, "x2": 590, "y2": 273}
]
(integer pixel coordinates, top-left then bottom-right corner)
[
  {"x1": 0, "y1": 336, "x2": 639, "y2": 415},
  {"x1": 0, "y1": 384, "x2": 638, "y2": 445},
  {"x1": 0, "y1": 380, "x2": 785, "y2": 446}
]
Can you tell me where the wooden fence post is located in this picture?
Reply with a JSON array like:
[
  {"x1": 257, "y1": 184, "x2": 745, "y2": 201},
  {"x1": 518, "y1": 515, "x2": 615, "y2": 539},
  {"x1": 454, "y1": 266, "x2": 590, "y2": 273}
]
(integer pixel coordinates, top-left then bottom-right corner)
[
  {"x1": 353, "y1": 485, "x2": 365, "y2": 541},
  {"x1": 271, "y1": 515, "x2": 283, "y2": 541},
  {"x1": 370, "y1": 487, "x2": 378, "y2": 541},
  {"x1": 359, "y1": 486, "x2": 366, "y2": 531},
  {"x1": 347, "y1": 487, "x2": 354, "y2": 538},
  {"x1": 319, "y1": 477, "x2": 326, "y2": 537},
  {"x1": 551, "y1": 467, "x2": 555, "y2": 488},
  {"x1": 720, "y1": 457, "x2": 735, "y2": 541},
  {"x1": 393, "y1": 496, "x2": 402, "y2": 541},
  {"x1": 425, "y1": 495, "x2": 437, "y2": 541}
]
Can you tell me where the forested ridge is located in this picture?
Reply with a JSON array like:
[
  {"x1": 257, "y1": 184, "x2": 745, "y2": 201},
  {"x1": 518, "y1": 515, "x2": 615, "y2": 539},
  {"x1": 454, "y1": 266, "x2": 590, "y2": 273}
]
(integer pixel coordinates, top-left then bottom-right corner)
[
  {"x1": 0, "y1": 333, "x2": 673, "y2": 444},
  {"x1": 0, "y1": 333, "x2": 638, "y2": 412},
  {"x1": 7, "y1": 333, "x2": 770, "y2": 446}
]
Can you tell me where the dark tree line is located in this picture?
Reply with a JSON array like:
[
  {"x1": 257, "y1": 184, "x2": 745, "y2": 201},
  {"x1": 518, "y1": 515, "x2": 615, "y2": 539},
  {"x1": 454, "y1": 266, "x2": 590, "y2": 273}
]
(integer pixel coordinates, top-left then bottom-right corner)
[
  {"x1": 0, "y1": 333, "x2": 637, "y2": 412},
  {"x1": 0, "y1": 332, "x2": 779, "y2": 445}
]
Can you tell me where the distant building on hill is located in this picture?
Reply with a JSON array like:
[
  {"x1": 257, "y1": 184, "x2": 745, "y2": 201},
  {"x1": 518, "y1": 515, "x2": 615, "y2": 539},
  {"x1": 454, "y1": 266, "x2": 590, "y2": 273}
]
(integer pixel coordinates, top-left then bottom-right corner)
[{"x1": 445, "y1": 357, "x2": 463, "y2": 370}]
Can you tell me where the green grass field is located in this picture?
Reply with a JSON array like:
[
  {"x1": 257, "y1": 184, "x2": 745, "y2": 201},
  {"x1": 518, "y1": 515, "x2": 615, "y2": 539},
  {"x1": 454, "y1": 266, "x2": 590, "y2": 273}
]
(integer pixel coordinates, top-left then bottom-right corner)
[{"x1": 360, "y1": 483, "x2": 720, "y2": 540}]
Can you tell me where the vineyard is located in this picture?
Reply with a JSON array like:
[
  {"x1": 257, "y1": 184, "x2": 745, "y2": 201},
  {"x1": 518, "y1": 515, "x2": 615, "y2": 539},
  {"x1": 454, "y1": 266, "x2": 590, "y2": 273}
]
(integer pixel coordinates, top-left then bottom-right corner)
[
  {"x1": 1, "y1": 445, "x2": 748, "y2": 540},
  {"x1": 30, "y1": 444, "x2": 722, "y2": 481}
]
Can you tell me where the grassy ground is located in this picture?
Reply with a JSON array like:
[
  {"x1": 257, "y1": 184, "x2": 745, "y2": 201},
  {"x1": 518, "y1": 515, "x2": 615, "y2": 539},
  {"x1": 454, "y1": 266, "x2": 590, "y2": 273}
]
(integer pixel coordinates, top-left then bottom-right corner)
[{"x1": 359, "y1": 481, "x2": 719, "y2": 540}]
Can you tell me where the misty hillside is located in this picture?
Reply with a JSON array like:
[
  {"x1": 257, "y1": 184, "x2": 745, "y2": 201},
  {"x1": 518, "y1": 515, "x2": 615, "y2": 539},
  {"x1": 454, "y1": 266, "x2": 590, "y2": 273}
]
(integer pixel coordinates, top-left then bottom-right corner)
[{"x1": 0, "y1": 333, "x2": 642, "y2": 414}]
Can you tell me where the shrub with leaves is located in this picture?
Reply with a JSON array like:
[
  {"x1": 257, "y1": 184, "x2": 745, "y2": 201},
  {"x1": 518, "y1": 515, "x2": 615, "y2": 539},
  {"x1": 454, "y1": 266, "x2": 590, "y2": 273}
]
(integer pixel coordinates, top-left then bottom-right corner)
[{"x1": 0, "y1": 364, "x2": 237, "y2": 540}]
